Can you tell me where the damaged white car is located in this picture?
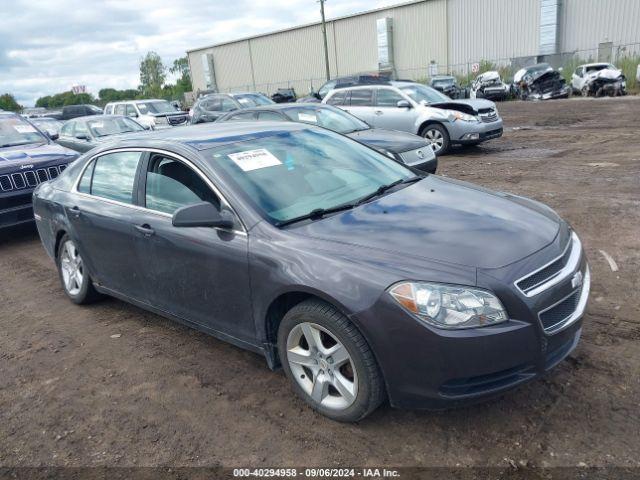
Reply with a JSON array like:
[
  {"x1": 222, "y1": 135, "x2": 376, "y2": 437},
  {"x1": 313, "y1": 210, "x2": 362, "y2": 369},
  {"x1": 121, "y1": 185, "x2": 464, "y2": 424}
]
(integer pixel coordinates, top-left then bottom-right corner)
[
  {"x1": 572, "y1": 63, "x2": 627, "y2": 97},
  {"x1": 470, "y1": 71, "x2": 510, "y2": 101}
]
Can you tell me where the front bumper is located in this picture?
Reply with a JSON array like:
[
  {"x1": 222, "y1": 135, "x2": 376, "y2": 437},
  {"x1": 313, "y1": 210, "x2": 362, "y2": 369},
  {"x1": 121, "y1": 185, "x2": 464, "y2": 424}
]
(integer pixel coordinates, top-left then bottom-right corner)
[
  {"x1": 448, "y1": 118, "x2": 504, "y2": 145},
  {"x1": 1, "y1": 190, "x2": 35, "y2": 229},
  {"x1": 353, "y1": 234, "x2": 589, "y2": 409}
]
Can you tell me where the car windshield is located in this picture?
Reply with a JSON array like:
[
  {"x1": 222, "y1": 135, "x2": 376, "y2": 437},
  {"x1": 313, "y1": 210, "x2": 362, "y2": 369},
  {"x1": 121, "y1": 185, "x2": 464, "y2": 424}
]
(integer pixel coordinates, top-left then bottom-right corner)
[
  {"x1": 233, "y1": 94, "x2": 274, "y2": 107},
  {"x1": 136, "y1": 101, "x2": 178, "y2": 114},
  {"x1": 0, "y1": 115, "x2": 47, "y2": 148},
  {"x1": 87, "y1": 117, "x2": 145, "y2": 137},
  {"x1": 207, "y1": 128, "x2": 415, "y2": 224},
  {"x1": 282, "y1": 106, "x2": 369, "y2": 134},
  {"x1": 399, "y1": 84, "x2": 450, "y2": 103},
  {"x1": 586, "y1": 64, "x2": 615, "y2": 73}
]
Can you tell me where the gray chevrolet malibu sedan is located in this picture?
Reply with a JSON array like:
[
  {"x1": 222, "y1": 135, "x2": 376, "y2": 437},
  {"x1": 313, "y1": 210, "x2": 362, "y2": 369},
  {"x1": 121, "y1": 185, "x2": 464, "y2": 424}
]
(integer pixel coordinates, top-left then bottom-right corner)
[
  {"x1": 323, "y1": 81, "x2": 503, "y2": 155},
  {"x1": 33, "y1": 122, "x2": 589, "y2": 422}
]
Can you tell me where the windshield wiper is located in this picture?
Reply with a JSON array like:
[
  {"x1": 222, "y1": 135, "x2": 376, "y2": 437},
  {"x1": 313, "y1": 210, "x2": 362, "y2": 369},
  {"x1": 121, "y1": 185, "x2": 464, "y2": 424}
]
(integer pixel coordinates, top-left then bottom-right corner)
[
  {"x1": 354, "y1": 176, "x2": 423, "y2": 206},
  {"x1": 275, "y1": 202, "x2": 357, "y2": 228}
]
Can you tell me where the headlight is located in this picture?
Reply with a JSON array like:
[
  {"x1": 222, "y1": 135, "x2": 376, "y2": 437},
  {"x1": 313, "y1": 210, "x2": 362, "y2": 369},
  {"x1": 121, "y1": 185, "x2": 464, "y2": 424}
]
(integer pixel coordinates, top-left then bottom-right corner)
[
  {"x1": 155, "y1": 116, "x2": 168, "y2": 125},
  {"x1": 449, "y1": 111, "x2": 479, "y2": 123},
  {"x1": 378, "y1": 148, "x2": 397, "y2": 160},
  {"x1": 388, "y1": 281, "x2": 507, "y2": 329}
]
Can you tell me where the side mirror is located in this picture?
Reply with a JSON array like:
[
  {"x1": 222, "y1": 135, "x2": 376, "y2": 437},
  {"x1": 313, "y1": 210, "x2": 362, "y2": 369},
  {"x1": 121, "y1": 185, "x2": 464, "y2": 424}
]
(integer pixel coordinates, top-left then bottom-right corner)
[
  {"x1": 172, "y1": 202, "x2": 235, "y2": 229},
  {"x1": 397, "y1": 100, "x2": 411, "y2": 108},
  {"x1": 47, "y1": 131, "x2": 59, "y2": 141},
  {"x1": 128, "y1": 112, "x2": 138, "y2": 118}
]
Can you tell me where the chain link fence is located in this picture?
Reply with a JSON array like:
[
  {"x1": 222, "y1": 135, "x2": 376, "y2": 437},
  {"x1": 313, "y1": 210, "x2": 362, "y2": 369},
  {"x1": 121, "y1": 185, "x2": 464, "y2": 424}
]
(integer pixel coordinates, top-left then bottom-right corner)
[{"x1": 209, "y1": 42, "x2": 639, "y2": 99}]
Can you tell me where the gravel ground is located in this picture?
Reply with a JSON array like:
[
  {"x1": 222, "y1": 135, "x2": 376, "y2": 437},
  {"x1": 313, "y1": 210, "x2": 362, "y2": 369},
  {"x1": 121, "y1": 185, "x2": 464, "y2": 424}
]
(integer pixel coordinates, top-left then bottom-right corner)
[{"x1": 0, "y1": 96, "x2": 639, "y2": 472}]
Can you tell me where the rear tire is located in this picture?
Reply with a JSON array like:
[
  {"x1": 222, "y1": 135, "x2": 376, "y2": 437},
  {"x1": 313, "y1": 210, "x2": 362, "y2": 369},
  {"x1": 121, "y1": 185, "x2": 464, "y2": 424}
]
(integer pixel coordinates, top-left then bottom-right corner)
[
  {"x1": 56, "y1": 234, "x2": 101, "y2": 305},
  {"x1": 421, "y1": 123, "x2": 451, "y2": 156},
  {"x1": 277, "y1": 299, "x2": 385, "y2": 422}
]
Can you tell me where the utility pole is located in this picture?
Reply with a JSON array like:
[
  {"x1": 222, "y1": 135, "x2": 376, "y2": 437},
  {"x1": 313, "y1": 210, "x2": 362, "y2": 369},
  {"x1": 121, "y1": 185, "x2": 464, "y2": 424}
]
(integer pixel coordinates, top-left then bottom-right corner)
[{"x1": 319, "y1": 0, "x2": 330, "y2": 81}]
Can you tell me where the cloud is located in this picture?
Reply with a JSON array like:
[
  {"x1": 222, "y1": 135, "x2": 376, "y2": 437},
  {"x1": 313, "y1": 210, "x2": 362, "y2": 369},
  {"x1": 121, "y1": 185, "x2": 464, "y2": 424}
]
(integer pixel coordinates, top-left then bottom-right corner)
[{"x1": 0, "y1": 0, "x2": 401, "y2": 106}]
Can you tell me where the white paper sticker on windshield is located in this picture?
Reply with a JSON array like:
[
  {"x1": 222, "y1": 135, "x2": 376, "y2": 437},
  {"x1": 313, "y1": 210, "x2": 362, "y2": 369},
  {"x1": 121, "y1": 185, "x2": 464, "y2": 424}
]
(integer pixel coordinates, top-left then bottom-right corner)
[
  {"x1": 14, "y1": 125, "x2": 37, "y2": 133},
  {"x1": 90, "y1": 122, "x2": 104, "y2": 128},
  {"x1": 298, "y1": 112, "x2": 318, "y2": 123},
  {"x1": 228, "y1": 148, "x2": 282, "y2": 172}
]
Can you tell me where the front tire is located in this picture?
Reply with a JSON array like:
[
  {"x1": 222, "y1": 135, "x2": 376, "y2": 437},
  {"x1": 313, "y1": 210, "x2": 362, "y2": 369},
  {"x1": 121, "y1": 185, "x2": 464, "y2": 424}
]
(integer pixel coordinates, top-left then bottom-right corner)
[
  {"x1": 278, "y1": 299, "x2": 385, "y2": 422},
  {"x1": 56, "y1": 235, "x2": 101, "y2": 304},
  {"x1": 422, "y1": 124, "x2": 451, "y2": 156}
]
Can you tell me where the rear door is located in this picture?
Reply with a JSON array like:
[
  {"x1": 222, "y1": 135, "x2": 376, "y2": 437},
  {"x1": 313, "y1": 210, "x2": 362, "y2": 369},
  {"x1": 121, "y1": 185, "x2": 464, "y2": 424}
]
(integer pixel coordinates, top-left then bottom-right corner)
[
  {"x1": 131, "y1": 151, "x2": 254, "y2": 341},
  {"x1": 341, "y1": 88, "x2": 376, "y2": 125},
  {"x1": 68, "y1": 150, "x2": 149, "y2": 302},
  {"x1": 370, "y1": 88, "x2": 416, "y2": 133}
]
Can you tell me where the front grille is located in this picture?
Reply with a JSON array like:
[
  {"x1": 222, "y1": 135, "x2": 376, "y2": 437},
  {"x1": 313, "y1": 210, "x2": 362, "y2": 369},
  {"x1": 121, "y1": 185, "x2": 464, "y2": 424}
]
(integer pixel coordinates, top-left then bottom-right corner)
[
  {"x1": 167, "y1": 115, "x2": 187, "y2": 125},
  {"x1": 11, "y1": 173, "x2": 26, "y2": 189},
  {"x1": 539, "y1": 289, "x2": 581, "y2": 333},
  {"x1": 516, "y1": 237, "x2": 572, "y2": 295},
  {"x1": 0, "y1": 175, "x2": 12, "y2": 191},
  {"x1": 0, "y1": 164, "x2": 67, "y2": 193},
  {"x1": 478, "y1": 108, "x2": 498, "y2": 123}
]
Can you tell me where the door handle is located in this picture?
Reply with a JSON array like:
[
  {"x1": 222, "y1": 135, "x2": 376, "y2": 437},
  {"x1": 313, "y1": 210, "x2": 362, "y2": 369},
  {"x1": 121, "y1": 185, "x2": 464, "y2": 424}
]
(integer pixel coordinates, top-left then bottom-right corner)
[
  {"x1": 134, "y1": 224, "x2": 155, "y2": 237},
  {"x1": 69, "y1": 206, "x2": 81, "y2": 218},
  {"x1": 374, "y1": 110, "x2": 383, "y2": 115}
]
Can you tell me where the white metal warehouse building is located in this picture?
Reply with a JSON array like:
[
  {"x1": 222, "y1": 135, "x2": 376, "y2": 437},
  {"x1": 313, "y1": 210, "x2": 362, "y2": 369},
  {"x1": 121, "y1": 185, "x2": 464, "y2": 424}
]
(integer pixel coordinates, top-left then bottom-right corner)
[{"x1": 187, "y1": 0, "x2": 640, "y2": 96}]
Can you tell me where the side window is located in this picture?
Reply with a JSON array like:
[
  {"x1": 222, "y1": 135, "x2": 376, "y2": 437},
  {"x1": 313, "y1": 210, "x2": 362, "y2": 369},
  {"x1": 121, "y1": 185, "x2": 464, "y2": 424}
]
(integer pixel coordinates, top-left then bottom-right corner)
[
  {"x1": 60, "y1": 122, "x2": 74, "y2": 137},
  {"x1": 105, "y1": 105, "x2": 113, "y2": 115},
  {"x1": 220, "y1": 97, "x2": 237, "y2": 112},
  {"x1": 376, "y1": 89, "x2": 404, "y2": 107},
  {"x1": 114, "y1": 104, "x2": 125, "y2": 115},
  {"x1": 326, "y1": 91, "x2": 347, "y2": 106},
  {"x1": 74, "y1": 122, "x2": 88, "y2": 137},
  {"x1": 91, "y1": 151, "x2": 142, "y2": 204},
  {"x1": 145, "y1": 156, "x2": 220, "y2": 215},
  {"x1": 226, "y1": 112, "x2": 255, "y2": 121},
  {"x1": 257, "y1": 111, "x2": 285, "y2": 121},
  {"x1": 125, "y1": 104, "x2": 137, "y2": 117},
  {"x1": 349, "y1": 89, "x2": 373, "y2": 106},
  {"x1": 77, "y1": 161, "x2": 95, "y2": 194}
]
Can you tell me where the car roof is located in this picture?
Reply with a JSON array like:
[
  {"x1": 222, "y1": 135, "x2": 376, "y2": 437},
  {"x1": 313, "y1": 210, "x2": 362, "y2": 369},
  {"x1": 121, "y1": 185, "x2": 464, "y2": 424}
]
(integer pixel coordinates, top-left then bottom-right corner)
[
  {"x1": 107, "y1": 99, "x2": 167, "y2": 105},
  {"x1": 227, "y1": 103, "x2": 333, "y2": 113},
  {"x1": 582, "y1": 62, "x2": 613, "y2": 67},
  {"x1": 67, "y1": 114, "x2": 127, "y2": 122},
  {"x1": 109, "y1": 121, "x2": 311, "y2": 151}
]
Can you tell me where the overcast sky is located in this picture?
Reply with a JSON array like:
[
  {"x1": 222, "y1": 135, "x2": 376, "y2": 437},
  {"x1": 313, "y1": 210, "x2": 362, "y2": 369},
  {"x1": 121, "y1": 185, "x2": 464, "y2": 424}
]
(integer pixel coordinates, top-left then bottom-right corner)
[{"x1": 0, "y1": 0, "x2": 402, "y2": 106}]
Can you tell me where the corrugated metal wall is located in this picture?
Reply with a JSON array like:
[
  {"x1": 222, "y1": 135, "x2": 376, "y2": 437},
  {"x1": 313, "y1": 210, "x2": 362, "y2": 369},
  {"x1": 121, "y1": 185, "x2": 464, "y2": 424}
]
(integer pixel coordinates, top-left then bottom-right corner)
[
  {"x1": 187, "y1": 0, "x2": 640, "y2": 95},
  {"x1": 561, "y1": 0, "x2": 640, "y2": 53},
  {"x1": 446, "y1": 0, "x2": 540, "y2": 68}
]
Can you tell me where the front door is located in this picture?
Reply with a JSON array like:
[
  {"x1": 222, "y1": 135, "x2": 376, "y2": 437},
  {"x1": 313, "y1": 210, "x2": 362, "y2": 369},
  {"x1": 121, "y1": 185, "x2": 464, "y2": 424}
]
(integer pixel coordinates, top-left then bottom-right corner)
[
  {"x1": 132, "y1": 152, "x2": 254, "y2": 342},
  {"x1": 369, "y1": 88, "x2": 416, "y2": 133}
]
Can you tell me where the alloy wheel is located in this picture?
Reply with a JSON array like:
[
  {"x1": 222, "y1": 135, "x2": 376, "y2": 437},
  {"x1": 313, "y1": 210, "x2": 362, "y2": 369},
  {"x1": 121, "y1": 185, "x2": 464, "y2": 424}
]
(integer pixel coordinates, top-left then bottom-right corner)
[
  {"x1": 286, "y1": 322, "x2": 358, "y2": 411},
  {"x1": 60, "y1": 240, "x2": 84, "y2": 296},
  {"x1": 424, "y1": 128, "x2": 444, "y2": 153}
]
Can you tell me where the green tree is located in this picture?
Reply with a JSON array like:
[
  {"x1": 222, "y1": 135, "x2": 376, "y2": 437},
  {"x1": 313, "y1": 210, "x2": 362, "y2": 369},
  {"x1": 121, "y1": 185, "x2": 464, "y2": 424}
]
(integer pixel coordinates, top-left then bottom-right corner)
[
  {"x1": 170, "y1": 56, "x2": 192, "y2": 92},
  {"x1": 139, "y1": 51, "x2": 166, "y2": 98},
  {"x1": 35, "y1": 91, "x2": 96, "y2": 109},
  {"x1": 0, "y1": 93, "x2": 23, "y2": 112}
]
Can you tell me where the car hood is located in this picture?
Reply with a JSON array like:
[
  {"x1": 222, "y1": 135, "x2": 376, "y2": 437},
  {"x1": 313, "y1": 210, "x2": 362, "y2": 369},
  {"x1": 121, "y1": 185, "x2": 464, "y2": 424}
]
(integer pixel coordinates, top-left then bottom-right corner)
[
  {"x1": 0, "y1": 142, "x2": 77, "y2": 167},
  {"x1": 292, "y1": 176, "x2": 561, "y2": 269},
  {"x1": 346, "y1": 128, "x2": 428, "y2": 153},
  {"x1": 430, "y1": 98, "x2": 495, "y2": 115}
]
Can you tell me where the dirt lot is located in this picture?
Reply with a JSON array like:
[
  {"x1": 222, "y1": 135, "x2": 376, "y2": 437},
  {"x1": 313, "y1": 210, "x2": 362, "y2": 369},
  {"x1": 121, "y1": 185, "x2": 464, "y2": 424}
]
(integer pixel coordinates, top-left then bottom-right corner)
[{"x1": 1, "y1": 97, "x2": 639, "y2": 471}]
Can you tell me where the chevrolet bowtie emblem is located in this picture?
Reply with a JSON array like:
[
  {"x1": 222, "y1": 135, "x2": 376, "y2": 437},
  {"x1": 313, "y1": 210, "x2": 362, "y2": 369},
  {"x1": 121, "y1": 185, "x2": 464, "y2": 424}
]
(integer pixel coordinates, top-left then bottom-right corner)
[{"x1": 571, "y1": 271, "x2": 583, "y2": 289}]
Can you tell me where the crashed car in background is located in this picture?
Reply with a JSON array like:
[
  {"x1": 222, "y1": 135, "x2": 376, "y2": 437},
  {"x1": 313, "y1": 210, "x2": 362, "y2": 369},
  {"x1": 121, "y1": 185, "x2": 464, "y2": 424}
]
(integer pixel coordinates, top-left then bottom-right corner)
[
  {"x1": 571, "y1": 63, "x2": 626, "y2": 97},
  {"x1": 470, "y1": 71, "x2": 510, "y2": 101},
  {"x1": 514, "y1": 63, "x2": 570, "y2": 101},
  {"x1": 271, "y1": 88, "x2": 297, "y2": 103},
  {"x1": 428, "y1": 76, "x2": 464, "y2": 99}
]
